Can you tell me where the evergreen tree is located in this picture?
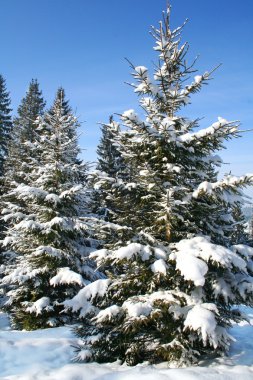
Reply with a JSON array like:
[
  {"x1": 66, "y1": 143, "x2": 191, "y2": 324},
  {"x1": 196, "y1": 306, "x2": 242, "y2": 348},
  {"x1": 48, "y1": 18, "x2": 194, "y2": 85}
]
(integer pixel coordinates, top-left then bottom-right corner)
[
  {"x1": 0, "y1": 92, "x2": 101, "y2": 329},
  {"x1": 69, "y1": 7, "x2": 253, "y2": 365},
  {"x1": 15, "y1": 78, "x2": 45, "y2": 142},
  {"x1": 97, "y1": 116, "x2": 123, "y2": 177},
  {"x1": 93, "y1": 117, "x2": 128, "y2": 221},
  {"x1": 0, "y1": 79, "x2": 45, "y2": 271},
  {"x1": 0, "y1": 75, "x2": 12, "y2": 273},
  {"x1": 0, "y1": 75, "x2": 12, "y2": 176},
  {"x1": 2, "y1": 79, "x2": 46, "y2": 189},
  {"x1": 49, "y1": 87, "x2": 71, "y2": 116}
]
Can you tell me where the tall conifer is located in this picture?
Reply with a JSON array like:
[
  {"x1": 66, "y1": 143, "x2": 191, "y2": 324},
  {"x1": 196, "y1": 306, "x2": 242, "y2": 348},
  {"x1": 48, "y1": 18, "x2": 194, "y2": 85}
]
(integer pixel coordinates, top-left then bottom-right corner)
[
  {"x1": 0, "y1": 75, "x2": 12, "y2": 176},
  {"x1": 70, "y1": 7, "x2": 253, "y2": 365},
  {"x1": 0, "y1": 91, "x2": 100, "y2": 329}
]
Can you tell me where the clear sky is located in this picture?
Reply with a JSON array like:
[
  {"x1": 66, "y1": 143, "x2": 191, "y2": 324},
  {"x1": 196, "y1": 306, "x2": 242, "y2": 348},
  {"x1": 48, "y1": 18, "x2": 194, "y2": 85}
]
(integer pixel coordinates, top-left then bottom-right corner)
[{"x1": 1, "y1": 0, "x2": 252, "y2": 194}]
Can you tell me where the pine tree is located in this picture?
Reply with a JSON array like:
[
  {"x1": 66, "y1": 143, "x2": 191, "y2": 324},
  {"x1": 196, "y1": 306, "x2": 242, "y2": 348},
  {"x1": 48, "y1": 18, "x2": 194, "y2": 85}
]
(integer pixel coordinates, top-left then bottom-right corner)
[
  {"x1": 15, "y1": 78, "x2": 45, "y2": 142},
  {"x1": 0, "y1": 75, "x2": 12, "y2": 177},
  {"x1": 97, "y1": 116, "x2": 123, "y2": 178},
  {"x1": 0, "y1": 92, "x2": 101, "y2": 329},
  {"x1": 0, "y1": 79, "x2": 45, "y2": 271},
  {"x1": 2, "y1": 79, "x2": 46, "y2": 190},
  {"x1": 49, "y1": 87, "x2": 71, "y2": 116},
  {"x1": 92, "y1": 117, "x2": 129, "y2": 222},
  {"x1": 69, "y1": 7, "x2": 253, "y2": 365},
  {"x1": 0, "y1": 75, "x2": 12, "y2": 273}
]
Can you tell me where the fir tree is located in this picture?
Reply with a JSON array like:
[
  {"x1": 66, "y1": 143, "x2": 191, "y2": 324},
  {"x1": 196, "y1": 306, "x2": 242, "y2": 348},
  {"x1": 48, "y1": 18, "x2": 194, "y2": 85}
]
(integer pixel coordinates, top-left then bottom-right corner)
[
  {"x1": 15, "y1": 78, "x2": 45, "y2": 142},
  {"x1": 0, "y1": 92, "x2": 101, "y2": 329},
  {"x1": 92, "y1": 117, "x2": 129, "y2": 222},
  {"x1": 0, "y1": 75, "x2": 12, "y2": 273},
  {"x1": 97, "y1": 116, "x2": 123, "y2": 178},
  {"x1": 49, "y1": 87, "x2": 71, "y2": 116},
  {"x1": 69, "y1": 7, "x2": 253, "y2": 365},
  {"x1": 0, "y1": 75, "x2": 12, "y2": 176},
  {"x1": 2, "y1": 79, "x2": 46, "y2": 190}
]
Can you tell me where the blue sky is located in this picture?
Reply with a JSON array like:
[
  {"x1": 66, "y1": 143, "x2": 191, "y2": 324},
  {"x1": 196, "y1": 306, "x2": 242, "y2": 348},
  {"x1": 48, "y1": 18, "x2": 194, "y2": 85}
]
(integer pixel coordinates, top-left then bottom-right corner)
[{"x1": 1, "y1": 0, "x2": 253, "y2": 193}]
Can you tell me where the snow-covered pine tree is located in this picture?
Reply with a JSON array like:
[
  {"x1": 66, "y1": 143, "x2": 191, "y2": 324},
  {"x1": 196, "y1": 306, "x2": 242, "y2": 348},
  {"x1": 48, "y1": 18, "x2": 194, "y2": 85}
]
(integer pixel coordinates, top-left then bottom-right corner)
[
  {"x1": 92, "y1": 116, "x2": 128, "y2": 222},
  {"x1": 0, "y1": 75, "x2": 12, "y2": 177},
  {"x1": 15, "y1": 78, "x2": 45, "y2": 141},
  {"x1": 97, "y1": 116, "x2": 122, "y2": 178},
  {"x1": 0, "y1": 79, "x2": 45, "y2": 272},
  {"x1": 0, "y1": 75, "x2": 12, "y2": 238},
  {"x1": 49, "y1": 87, "x2": 71, "y2": 116},
  {"x1": 0, "y1": 89, "x2": 101, "y2": 329},
  {"x1": 69, "y1": 7, "x2": 253, "y2": 365},
  {"x1": 2, "y1": 79, "x2": 46, "y2": 190}
]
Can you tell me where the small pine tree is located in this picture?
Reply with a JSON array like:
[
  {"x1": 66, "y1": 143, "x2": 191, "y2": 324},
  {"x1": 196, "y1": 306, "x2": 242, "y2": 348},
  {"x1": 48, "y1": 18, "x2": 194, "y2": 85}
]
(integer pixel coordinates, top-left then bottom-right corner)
[
  {"x1": 0, "y1": 75, "x2": 12, "y2": 176},
  {"x1": 0, "y1": 91, "x2": 101, "y2": 329},
  {"x1": 70, "y1": 7, "x2": 253, "y2": 366}
]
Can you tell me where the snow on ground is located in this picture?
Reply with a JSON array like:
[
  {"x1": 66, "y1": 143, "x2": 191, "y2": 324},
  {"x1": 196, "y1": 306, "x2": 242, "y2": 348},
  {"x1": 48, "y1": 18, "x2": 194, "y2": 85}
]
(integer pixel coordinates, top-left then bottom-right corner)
[{"x1": 0, "y1": 309, "x2": 253, "y2": 380}]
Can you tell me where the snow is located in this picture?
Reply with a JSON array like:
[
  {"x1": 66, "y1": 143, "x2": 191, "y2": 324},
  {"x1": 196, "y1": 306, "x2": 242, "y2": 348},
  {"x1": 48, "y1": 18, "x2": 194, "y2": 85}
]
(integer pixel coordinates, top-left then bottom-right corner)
[
  {"x1": 192, "y1": 174, "x2": 253, "y2": 199},
  {"x1": 112, "y1": 243, "x2": 152, "y2": 261},
  {"x1": 45, "y1": 193, "x2": 61, "y2": 204},
  {"x1": 94, "y1": 305, "x2": 122, "y2": 323},
  {"x1": 184, "y1": 304, "x2": 219, "y2": 346},
  {"x1": 172, "y1": 236, "x2": 247, "y2": 271},
  {"x1": 173, "y1": 251, "x2": 208, "y2": 286},
  {"x1": 1, "y1": 308, "x2": 253, "y2": 379},
  {"x1": 233, "y1": 244, "x2": 253, "y2": 259},
  {"x1": 50, "y1": 267, "x2": 86, "y2": 287},
  {"x1": 178, "y1": 117, "x2": 235, "y2": 145},
  {"x1": 123, "y1": 300, "x2": 152, "y2": 318},
  {"x1": 151, "y1": 258, "x2": 168, "y2": 275},
  {"x1": 169, "y1": 236, "x2": 250, "y2": 287},
  {"x1": 34, "y1": 245, "x2": 65, "y2": 259},
  {"x1": 121, "y1": 109, "x2": 141, "y2": 124},
  {"x1": 63, "y1": 279, "x2": 110, "y2": 317},
  {"x1": 15, "y1": 219, "x2": 41, "y2": 231},
  {"x1": 26, "y1": 297, "x2": 52, "y2": 315},
  {"x1": 12, "y1": 185, "x2": 48, "y2": 200},
  {"x1": 194, "y1": 75, "x2": 202, "y2": 84},
  {"x1": 135, "y1": 66, "x2": 148, "y2": 77}
]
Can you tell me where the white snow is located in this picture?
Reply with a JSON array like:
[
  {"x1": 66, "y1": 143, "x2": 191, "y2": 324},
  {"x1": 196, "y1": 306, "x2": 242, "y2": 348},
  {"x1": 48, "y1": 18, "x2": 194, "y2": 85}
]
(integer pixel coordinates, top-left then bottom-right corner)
[
  {"x1": 192, "y1": 174, "x2": 253, "y2": 199},
  {"x1": 184, "y1": 303, "x2": 219, "y2": 346},
  {"x1": 33, "y1": 245, "x2": 65, "y2": 259},
  {"x1": 1, "y1": 308, "x2": 253, "y2": 379},
  {"x1": 26, "y1": 297, "x2": 52, "y2": 315},
  {"x1": 112, "y1": 243, "x2": 152, "y2": 261},
  {"x1": 233, "y1": 244, "x2": 253, "y2": 259},
  {"x1": 122, "y1": 300, "x2": 152, "y2": 318},
  {"x1": 171, "y1": 236, "x2": 247, "y2": 283},
  {"x1": 194, "y1": 75, "x2": 202, "y2": 84},
  {"x1": 151, "y1": 258, "x2": 168, "y2": 275},
  {"x1": 63, "y1": 279, "x2": 111, "y2": 317},
  {"x1": 121, "y1": 109, "x2": 141, "y2": 124},
  {"x1": 135, "y1": 66, "x2": 148, "y2": 77},
  {"x1": 50, "y1": 267, "x2": 86, "y2": 287},
  {"x1": 173, "y1": 251, "x2": 208, "y2": 286},
  {"x1": 45, "y1": 193, "x2": 61, "y2": 204},
  {"x1": 94, "y1": 305, "x2": 122, "y2": 323},
  {"x1": 15, "y1": 219, "x2": 41, "y2": 231}
]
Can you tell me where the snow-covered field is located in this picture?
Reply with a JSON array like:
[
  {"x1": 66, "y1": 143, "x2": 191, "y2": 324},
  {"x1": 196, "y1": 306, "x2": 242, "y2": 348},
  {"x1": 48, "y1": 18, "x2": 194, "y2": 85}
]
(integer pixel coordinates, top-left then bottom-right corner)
[{"x1": 0, "y1": 309, "x2": 253, "y2": 380}]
